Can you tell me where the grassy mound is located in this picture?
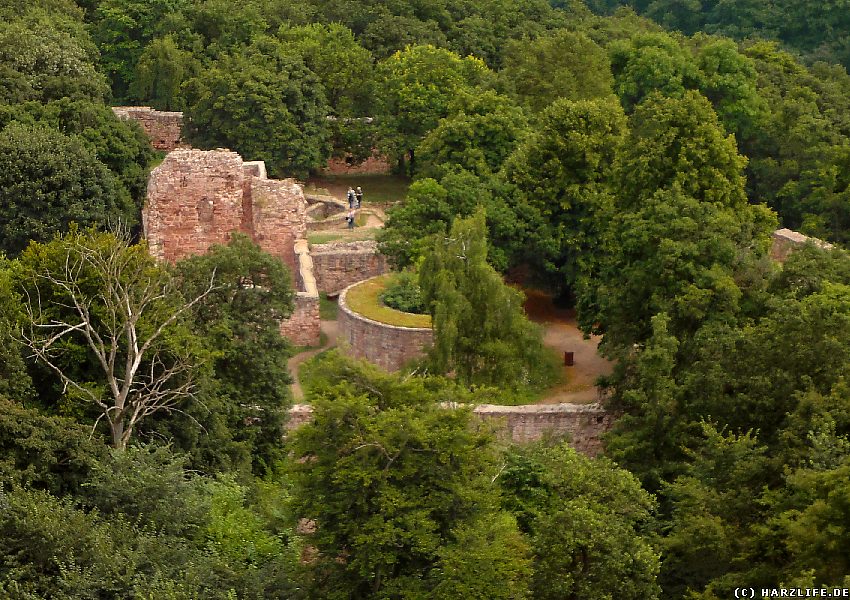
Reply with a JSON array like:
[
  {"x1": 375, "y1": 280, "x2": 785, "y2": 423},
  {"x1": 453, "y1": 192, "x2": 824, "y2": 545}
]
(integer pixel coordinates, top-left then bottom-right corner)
[{"x1": 345, "y1": 275, "x2": 432, "y2": 328}]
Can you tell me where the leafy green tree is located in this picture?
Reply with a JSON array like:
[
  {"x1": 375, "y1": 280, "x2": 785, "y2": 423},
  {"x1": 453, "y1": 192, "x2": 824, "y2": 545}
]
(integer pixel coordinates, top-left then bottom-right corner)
[
  {"x1": 417, "y1": 90, "x2": 528, "y2": 179},
  {"x1": 289, "y1": 351, "x2": 531, "y2": 599},
  {"x1": 713, "y1": 42, "x2": 850, "y2": 237},
  {"x1": 80, "y1": 445, "x2": 212, "y2": 537},
  {"x1": 0, "y1": 397, "x2": 106, "y2": 495},
  {"x1": 376, "y1": 44, "x2": 490, "y2": 172},
  {"x1": 130, "y1": 35, "x2": 198, "y2": 110},
  {"x1": 361, "y1": 13, "x2": 448, "y2": 59},
  {"x1": 0, "y1": 19, "x2": 108, "y2": 104},
  {"x1": 16, "y1": 230, "x2": 211, "y2": 450},
  {"x1": 688, "y1": 35, "x2": 768, "y2": 141},
  {"x1": 0, "y1": 261, "x2": 33, "y2": 402},
  {"x1": 609, "y1": 32, "x2": 700, "y2": 111},
  {"x1": 170, "y1": 234, "x2": 295, "y2": 474},
  {"x1": 683, "y1": 282, "x2": 850, "y2": 446},
  {"x1": 500, "y1": 30, "x2": 614, "y2": 112},
  {"x1": 499, "y1": 442, "x2": 661, "y2": 600},
  {"x1": 660, "y1": 424, "x2": 775, "y2": 598},
  {"x1": 0, "y1": 123, "x2": 132, "y2": 256},
  {"x1": 92, "y1": 0, "x2": 188, "y2": 98},
  {"x1": 419, "y1": 210, "x2": 556, "y2": 391},
  {"x1": 379, "y1": 172, "x2": 491, "y2": 269},
  {"x1": 430, "y1": 514, "x2": 532, "y2": 600},
  {"x1": 502, "y1": 96, "x2": 626, "y2": 295},
  {"x1": 603, "y1": 313, "x2": 691, "y2": 492},
  {"x1": 0, "y1": 98, "x2": 155, "y2": 213},
  {"x1": 183, "y1": 40, "x2": 331, "y2": 178},
  {"x1": 583, "y1": 92, "x2": 775, "y2": 349},
  {"x1": 179, "y1": 0, "x2": 269, "y2": 58},
  {"x1": 277, "y1": 22, "x2": 375, "y2": 116},
  {"x1": 784, "y1": 143, "x2": 850, "y2": 245},
  {"x1": 768, "y1": 458, "x2": 850, "y2": 586},
  {"x1": 0, "y1": 462, "x2": 296, "y2": 597}
]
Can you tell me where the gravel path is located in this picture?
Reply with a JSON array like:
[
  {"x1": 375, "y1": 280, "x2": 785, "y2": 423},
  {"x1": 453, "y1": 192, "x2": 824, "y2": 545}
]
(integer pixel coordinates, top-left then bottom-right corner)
[
  {"x1": 524, "y1": 291, "x2": 614, "y2": 404},
  {"x1": 288, "y1": 320, "x2": 338, "y2": 401}
]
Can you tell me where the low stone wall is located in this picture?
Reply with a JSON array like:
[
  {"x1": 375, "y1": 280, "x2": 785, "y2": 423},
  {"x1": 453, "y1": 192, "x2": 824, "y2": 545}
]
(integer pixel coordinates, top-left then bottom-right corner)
[
  {"x1": 337, "y1": 279, "x2": 432, "y2": 371},
  {"x1": 474, "y1": 403, "x2": 613, "y2": 456},
  {"x1": 311, "y1": 241, "x2": 388, "y2": 295},
  {"x1": 322, "y1": 152, "x2": 391, "y2": 175},
  {"x1": 112, "y1": 106, "x2": 183, "y2": 151},
  {"x1": 284, "y1": 403, "x2": 612, "y2": 456},
  {"x1": 280, "y1": 293, "x2": 320, "y2": 346},
  {"x1": 280, "y1": 240, "x2": 320, "y2": 346},
  {"x1": 307, "y1": 213, "x2": 349, "y2": 232},
  {"x1": 770, "y1": 228, "x2": 833, "y2": 262}
]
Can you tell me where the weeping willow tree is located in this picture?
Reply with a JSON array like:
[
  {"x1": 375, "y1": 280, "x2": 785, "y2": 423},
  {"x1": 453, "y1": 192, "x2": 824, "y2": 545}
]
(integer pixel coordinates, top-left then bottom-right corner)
[{"x1": 419, "y1": 209, "x2": 556, "y2": 392}]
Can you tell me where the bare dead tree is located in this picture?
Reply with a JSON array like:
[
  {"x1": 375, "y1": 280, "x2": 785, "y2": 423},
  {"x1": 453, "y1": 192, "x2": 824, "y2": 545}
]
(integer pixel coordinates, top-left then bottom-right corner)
[{"x1": 19, "y1": 232, "x2": 217, "y2": 449}]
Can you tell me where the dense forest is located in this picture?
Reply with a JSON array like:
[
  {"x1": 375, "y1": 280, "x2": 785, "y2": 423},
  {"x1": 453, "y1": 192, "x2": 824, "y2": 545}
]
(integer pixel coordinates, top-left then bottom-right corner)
[{"x1": 1, "y1": 0, "x2": 850, "y2": 597}]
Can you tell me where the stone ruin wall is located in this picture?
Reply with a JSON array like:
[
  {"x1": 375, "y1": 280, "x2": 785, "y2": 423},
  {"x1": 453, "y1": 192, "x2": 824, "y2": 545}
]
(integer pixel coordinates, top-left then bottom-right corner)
[
  {"x1": 145, "y1": 149, "x2": 319, "y2": 345},
  {"x1": 310, "y1": 241, "x2": 388, "y2": 295},
  {"x1": 110, "y1": 105, "x2": 389, "y2": 176},
  {"x1": 112, "y1": 107, "x2": 184, "y2": 151},
  {"x1": 473, "y1": 404, "x2": 613, "y2": 456},
  {"x1": 145, "y1": 149, "x2": 305, "y2": 272},
  {"x1": 770, "y1": 228, "x2": 834, "y2": 262},
  {"x1": 321, "y1": 151, "x2": 392, "y2": 176},
  {"x1": 337, "y1": 279, "x2": 433, "y2": 371},
  {"x1": 279, "y1": 240, "x2": 320, "y2": 347},
  {"x1": 286, "y1": 403, "x2": 612, "y2": 457}
]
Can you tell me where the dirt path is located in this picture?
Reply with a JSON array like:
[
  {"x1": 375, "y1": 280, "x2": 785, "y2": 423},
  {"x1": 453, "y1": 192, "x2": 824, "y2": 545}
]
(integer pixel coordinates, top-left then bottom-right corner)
[
  {"x1": 524, "y1": 291, "x2": 613, "y2": 404},
  {"x1": 288, "y1": 320, "x2": 338, "y2": 401}
]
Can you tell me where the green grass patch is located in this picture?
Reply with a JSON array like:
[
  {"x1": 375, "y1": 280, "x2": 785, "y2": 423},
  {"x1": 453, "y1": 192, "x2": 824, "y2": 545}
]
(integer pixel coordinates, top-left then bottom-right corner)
[
  {"x1": 308, "y1": 228, "x2": 380, "y2": 245},
  {"x1": 319, "y1": 293, "x2": 338, "y2": 320},
  {"x1": 307, "y1": 232, "x2": 343, "y2": 245},
  {"x1": 346, "y1": 275, "x2": 432, "y2": 328},
  {"x1": 307, "y1": 174, "x2": 411, "y2": 206},
  {"x1": 291, "y1": 330, "x2": 328, "y2": 354}
]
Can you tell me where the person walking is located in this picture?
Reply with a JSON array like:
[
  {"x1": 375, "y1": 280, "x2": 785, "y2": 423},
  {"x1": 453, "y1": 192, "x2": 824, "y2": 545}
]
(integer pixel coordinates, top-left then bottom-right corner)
[
  {"x1": 355, "y1": 186, "x2": 363, "y2": 208},
  {"x1": 346, "y1": 209, "x2": 355, "y2": 229},
  {"x1": 347, "y1": 187, "x2": 356, "y2": 209}
]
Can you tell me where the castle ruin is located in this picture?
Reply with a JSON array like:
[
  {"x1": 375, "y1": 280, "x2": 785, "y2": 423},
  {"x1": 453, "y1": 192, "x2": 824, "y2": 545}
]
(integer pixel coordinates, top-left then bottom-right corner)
[{"x1": 145, "y1": 149, "x2": 320, "y2": 346}]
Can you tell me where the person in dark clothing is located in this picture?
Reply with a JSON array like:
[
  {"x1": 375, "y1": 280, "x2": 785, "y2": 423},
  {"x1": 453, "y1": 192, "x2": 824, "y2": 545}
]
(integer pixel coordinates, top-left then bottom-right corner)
[{"x1": 355, "y1": 186, "x2": 363, "y2": 208}]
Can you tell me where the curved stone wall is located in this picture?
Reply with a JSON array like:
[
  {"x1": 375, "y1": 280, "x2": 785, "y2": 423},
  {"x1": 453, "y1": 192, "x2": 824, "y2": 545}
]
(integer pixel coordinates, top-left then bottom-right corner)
[{"x1": 338, "y1": 279, "x2": 433, "y2": 371}]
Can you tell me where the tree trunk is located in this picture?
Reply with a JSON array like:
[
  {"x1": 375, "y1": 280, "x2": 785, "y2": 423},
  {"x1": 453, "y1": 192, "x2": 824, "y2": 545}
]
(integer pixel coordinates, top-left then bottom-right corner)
[{"x1": 111, "y1": 419, "x2": 126, "y2": 450}]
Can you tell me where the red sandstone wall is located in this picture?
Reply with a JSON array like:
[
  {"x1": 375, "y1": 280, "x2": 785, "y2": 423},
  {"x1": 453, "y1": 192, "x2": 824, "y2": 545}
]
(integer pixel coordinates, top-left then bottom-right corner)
[
  {"x1": 322, "y1": 152, "x2": 391, "y2": 175},
  {"x1": 145, "y1": 150, "x2": 309, "y2": 273},
  {"x1": 249, "y1": 178, "x2": 307, "y2": 274},
  {"x1": 112, "y1": 106, "x2": 184, "y2": 151},
  {"x1": 280, "y1": 293, "x2": 320, "y2": 347},
  {"x1": 310, "y1": 241, "x2": 388, "y2": 295},
  {"x1": 337, "y1": 282, "x2": 433, "y2": 371},
  {"x1": 145, "y1": 150, "x2": 245, "y2": 262}
]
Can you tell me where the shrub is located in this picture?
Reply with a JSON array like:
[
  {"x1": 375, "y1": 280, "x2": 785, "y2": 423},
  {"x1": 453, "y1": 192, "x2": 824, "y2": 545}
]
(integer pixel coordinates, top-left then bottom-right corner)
[{"x1": 379, "y1": 271, "x2": 426, "y2": 314}]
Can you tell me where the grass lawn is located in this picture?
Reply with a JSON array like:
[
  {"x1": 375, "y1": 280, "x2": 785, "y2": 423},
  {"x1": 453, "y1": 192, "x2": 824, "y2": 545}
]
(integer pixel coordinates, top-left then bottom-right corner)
[
  {"x1": 319, "y1": 293, "x2": 338, "y2": 320},
  {"x1": 306, "y1": 174, "x2": 411, "y2": 206},
  {"x1": 345, "y1": 275, "x2": 431, "y2": 328},
  {"x1": 307, "y1": 227, "x2": 380, "y2": 245}
]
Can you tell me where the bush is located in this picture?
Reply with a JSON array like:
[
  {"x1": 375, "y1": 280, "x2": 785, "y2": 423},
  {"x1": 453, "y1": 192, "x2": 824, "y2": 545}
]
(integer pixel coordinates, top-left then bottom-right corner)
[{"x1": 379, "y1": 271, "x2": 426, "y2": 314}]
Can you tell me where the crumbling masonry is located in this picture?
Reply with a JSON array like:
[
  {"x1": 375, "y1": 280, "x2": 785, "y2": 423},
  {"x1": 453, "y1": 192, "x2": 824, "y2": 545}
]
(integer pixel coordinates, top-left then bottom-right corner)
[{"x1": 145, "y1": 149, "x2": 320, "y2": 346}]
